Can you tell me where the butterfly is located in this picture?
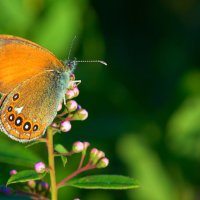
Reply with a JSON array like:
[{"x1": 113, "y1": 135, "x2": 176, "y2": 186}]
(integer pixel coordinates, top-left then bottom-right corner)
[{"x1": 0, "y1": 35, "x2": 75, "y2": 142}]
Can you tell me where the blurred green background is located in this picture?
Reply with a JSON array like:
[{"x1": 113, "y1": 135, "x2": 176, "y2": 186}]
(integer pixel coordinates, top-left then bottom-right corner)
[{"x1": 1, "y1": 0, "x2": 200, "y2": 199}]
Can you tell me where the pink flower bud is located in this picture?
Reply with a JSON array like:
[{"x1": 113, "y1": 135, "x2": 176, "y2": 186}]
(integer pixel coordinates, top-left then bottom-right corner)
[
  {"x1": 78, "y1": 109, "x2": 88, "y2": 120},
  {"x1": 66, "y1": 100, "x2": 78, "y2": 112},
  {"x1": 70, "y1": 109, "x2": 88, "y2": 121},
  {"x1": 57, "y1": 103, "x2": 63, "y2": 111},
  {"x1": 96, "y1": 157, "x2": 109, "y2": 168},
  {"x1": 97, "y1": 151, "x2": 105, "y2": 160},
  {"x1": 90, "y1": 148, "x2": 106, "y2": 164},
  {"x1": 41, "y1": 182, "x2": 49, "y2": 190},
  {"x1": 9, "y1": 170, "x2": 17, "y2": 176},
  {"x1": 91, "y1": 148, "x2": 98, "y2": 155},
  {"x1": 34, "y1": 162, "x2": 46, "y2": 173},
  {"x1": 73, "y1": 87, "x2": 79, "y2": 97},
  {"x1": 66, "y1": 90, "x2": 75, "y2": 99},
  {"x1": 90, "y1": 148, "x2": 99, "y2": 161},
  {"x1": 27, "y1": 180, "x2": 36, "y2": 189},
  {"x1": 83, "y1": 142, "x2": 90, "y2": 149},
  {"x1": 72, "y1": 141, "x2": 84, "y2": 153},
  {"x1": 60, "y1": 120, "x2": 72, "y2": 132}
]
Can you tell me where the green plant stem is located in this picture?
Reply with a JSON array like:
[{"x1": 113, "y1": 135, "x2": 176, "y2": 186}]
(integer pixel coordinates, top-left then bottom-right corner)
[
  {"x1": 78, "y1": 153, "x2": 85, "y2": 169},
  {"x1": 47, "y1": 127, "x2": 57, "y2": 200}
]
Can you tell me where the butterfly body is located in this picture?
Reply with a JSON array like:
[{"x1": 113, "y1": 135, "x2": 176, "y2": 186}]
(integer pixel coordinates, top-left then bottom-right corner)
[{"x1": 0, "y1": 35, "x2": 71, "y2": 142}]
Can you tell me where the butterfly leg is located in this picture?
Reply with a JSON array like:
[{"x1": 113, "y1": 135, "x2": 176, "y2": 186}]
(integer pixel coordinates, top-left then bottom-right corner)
[
  {"x1": 67, "y1": 80, "x2": 81, "y2": 90},
  {"x1": 63, "y1": 95, "x2": 66, "y2": 105},
  {"x1": 71, "y1": 80, "x2": 81, "y2": 86}
]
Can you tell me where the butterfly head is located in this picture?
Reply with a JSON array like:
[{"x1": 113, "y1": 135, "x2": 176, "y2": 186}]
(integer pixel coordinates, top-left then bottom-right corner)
[{"x1": 64, "y1": 59, "x2": 77, "y2": 73}]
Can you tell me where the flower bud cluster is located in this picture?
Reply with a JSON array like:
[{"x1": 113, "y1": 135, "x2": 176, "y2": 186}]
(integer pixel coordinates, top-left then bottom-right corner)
[
  {"x1": 52, "y1": 74, "x2": 88, "y2": 133},
  {"x1": 72, "y1": 141, "x2": 90, "y2": 153},
  {"x1": 66, "y1": 87, "x2": 79, "y2": 99},
  {"x1": 71, "y1": 141, "x2": 109, "y2": 168},
  {"x1": 27, "y1": 180, "x2": 49, "y2": 195},
  {"x1": 90, "y1": 148, "x2": 109, "y2": 168},
  {"x1": 25, "y1": 163, "x2": 49, "y2": 195}
]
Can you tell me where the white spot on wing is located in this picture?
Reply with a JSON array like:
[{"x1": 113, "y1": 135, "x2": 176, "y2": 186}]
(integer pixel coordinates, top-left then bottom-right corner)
[{"x1": 14, "y1": 106, "x2": 24, "y2": 114}]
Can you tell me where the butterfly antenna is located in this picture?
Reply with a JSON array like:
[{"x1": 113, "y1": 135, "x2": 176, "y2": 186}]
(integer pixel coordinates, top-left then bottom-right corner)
[
  {"x1": 67, "y1": 35, "x2": 77, "y2": 60},
  {"x1": 76, "y1": 60, "x2": 108, "y2": 66}
]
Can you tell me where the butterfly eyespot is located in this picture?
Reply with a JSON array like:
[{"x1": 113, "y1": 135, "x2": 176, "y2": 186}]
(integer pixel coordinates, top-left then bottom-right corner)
[
  {"x1": 33, "y1": 124, "x2": 39, "y2": 131},
  {"x1": 8, "y1": 114, "x2": 15, "y2": 122},
  {"x1": 15, "y1": 116, "x2": 23, "y2": 126},
  {"x1": 7, "y1": 106, "x2": 13, "y2": 112},
  {"x1": 23, "y1": 122, "x2": 31, "y2": 131},
  {"x1": 13, "y1": 93, "x2": 19, "y2": 101}
]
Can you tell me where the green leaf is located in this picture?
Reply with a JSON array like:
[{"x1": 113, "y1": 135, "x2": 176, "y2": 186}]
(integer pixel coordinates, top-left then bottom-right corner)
[
  {"x1": 67, "y1": 175, "x2": 140, "y2": 190},
  {"x1": 54, "y1": 144, "x2": 68, "y2": 166},
  {"x1": 7, "y1": 170, "x2": 45, "y2": 186},
  {"x1": 61, "y1": 156, "x2": 68, "y2": 167},
  {"x1": 54, "y1": 144, "x2": 68, "y2": 153},
  {"x1": 0, "y1": 136, "x2": 42, "y2": 167}
]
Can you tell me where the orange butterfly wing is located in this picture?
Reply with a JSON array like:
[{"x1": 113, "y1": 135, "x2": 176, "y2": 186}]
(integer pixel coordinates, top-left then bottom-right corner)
[
  {"x1": 0, "y1": 70, "x2": 69, "y2": 142},
  {"x1": 0, "y1": 35, "x2": 65, "y2": 94}
]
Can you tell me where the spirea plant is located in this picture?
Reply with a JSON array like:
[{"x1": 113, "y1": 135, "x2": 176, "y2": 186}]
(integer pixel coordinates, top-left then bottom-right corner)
[{"x1": 0, "y1": 74, "x2": 139, "y2": 199}]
